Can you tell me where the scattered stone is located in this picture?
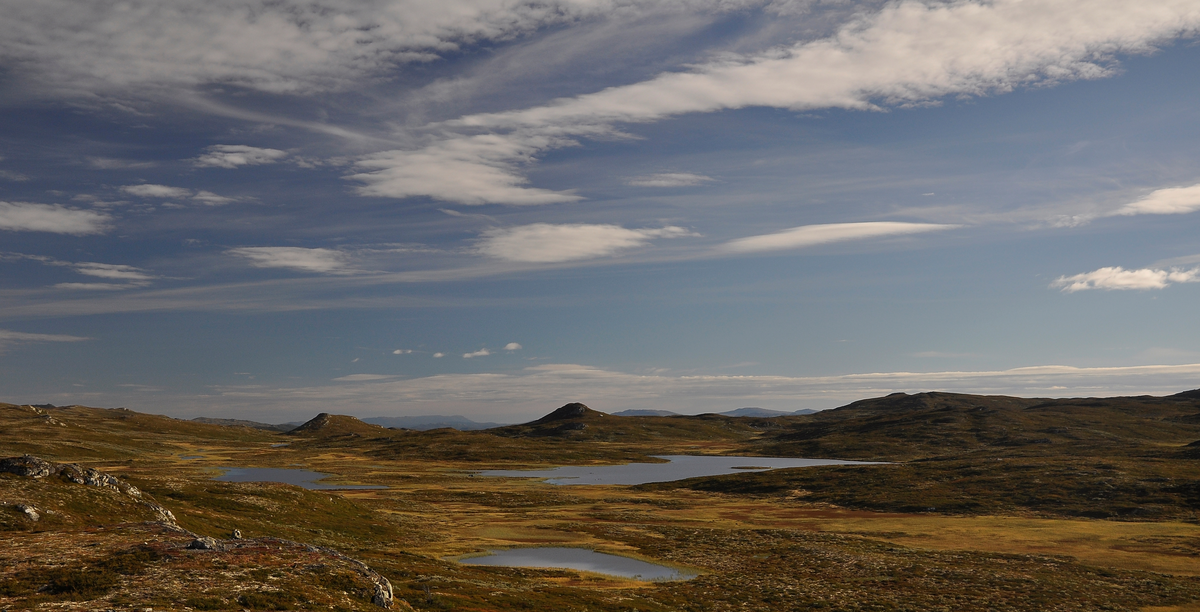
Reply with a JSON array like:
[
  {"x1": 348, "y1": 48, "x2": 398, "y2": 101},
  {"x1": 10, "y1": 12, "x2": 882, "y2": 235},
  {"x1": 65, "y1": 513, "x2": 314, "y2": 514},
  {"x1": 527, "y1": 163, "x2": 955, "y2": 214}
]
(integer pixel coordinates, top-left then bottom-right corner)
[
  {"x1": 40, "y1": 413, "x2": 66, "y2": 426},
  {"x1": 232, "y1": 528, "x2": 242, "y2": 539},
  {"x1": 16, "y1": 503, "x2": 40, "y2": 521},
  {"x1": 187, "y1": 536, "x2": 222, "y2": 550}
]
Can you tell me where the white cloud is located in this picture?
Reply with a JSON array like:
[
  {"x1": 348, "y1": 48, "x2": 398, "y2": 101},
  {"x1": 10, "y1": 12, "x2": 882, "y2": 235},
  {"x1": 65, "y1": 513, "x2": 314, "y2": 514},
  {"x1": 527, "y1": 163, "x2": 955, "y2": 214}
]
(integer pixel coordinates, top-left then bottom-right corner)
[
  {"x1": 1113, "y1": 183, "x2": 1200, "y2": 216},
  {"x1": 54, "y1": 282, "x2": 137, "y2": 291},
  {"x1": 0, "y1": 329, "x2": 90, "y2": 352},
  {"x1": 1, "y1": 0, "x2": 762, "y2": 97},
  {"x1": 348, "y1": 135, "x2": 586, "y2": 205},
  {"x1": 627, "y1": 172, "x2": 714, "y2": 187},
  {"x1": 355, "y1": 0, "x2": 1200, "y2": 205},
  {"x1": 504, "y1": 342, "x2": 523, "y2": 351},
  {"x1": 463, "y1": 348, "x2": 491, "y2": 358},
  {"x1": 719, "y1": 221, "x2": 955, "y2": 254},
  {"x1": 433, "y1": 352, "x2": 445, "y2": 358},
  {"x1": 0, "y1": 201, "x2": 110, "y2": 235},
  {"x1": 477, "y1": 223, "x2": 694, "y2": 262},
  {"x1": 120, "y1": 184, "x2": 193, "y2": 199},
  {"x1": 1052, "y1": 266, "x2": 1200, "y2": 292},
  {"x1": 191, "y1": 191, "x2": 238, "y2": 206},
  {"x1": 194, "y1": 145, "x2": 288, "y2": 168},
  {"x1": 333, "y1": 374, "x2": 397, "y2": 381},
  {"x1": 120, "y1": 185, "x2": 240, "y2": 206},
  {"x1": 228, "y1": 247, "x2": 351, "y2": 274},
  {"x1": 392, "y1": 349, "x2": 413, "y2": 354},
  {"x1": 87, "y1": 157, "x2": 156, "y2": 170},
  {"x1": 72, "y1": 262, "x2": 154, "y2": 282}
]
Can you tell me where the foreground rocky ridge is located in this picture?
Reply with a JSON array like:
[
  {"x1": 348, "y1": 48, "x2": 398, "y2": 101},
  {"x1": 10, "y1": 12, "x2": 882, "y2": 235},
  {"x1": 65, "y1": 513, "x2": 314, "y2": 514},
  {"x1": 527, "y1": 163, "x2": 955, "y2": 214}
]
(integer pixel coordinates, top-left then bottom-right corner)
[{"x1": 1, "y1": 454, "x2": 400, "y2": 609}]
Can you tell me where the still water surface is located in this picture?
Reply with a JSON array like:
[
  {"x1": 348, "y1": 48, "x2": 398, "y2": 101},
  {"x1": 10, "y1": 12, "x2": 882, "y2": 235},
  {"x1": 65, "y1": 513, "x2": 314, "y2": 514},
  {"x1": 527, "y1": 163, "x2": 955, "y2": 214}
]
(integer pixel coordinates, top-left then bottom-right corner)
[
  {"x1": 460, "y1": 547, "x2": 696, "y2": 581},
  {"x1": 479, "y1": 455, "x2": 881, "y2": 485},
  {"x1": 213, "y1": 467, "x2": 386, "y2": 490}
]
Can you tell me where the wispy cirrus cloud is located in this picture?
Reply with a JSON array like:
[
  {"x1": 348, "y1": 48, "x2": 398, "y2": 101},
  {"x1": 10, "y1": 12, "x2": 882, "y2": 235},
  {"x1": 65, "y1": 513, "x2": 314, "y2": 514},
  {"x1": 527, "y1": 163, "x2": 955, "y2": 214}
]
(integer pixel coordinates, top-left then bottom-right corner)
[
  {"x1": 1, "y1": 0, "x2": 767, "y2": 98},
  {"x1": 351, "y1": 0, "x2": 1200, "y2": 205},
  {"x1": 194, "y1": 145, "x2": 288, "y2": 168},
  {"x1": 55, "y1": 262, "x2": 156, "y2": 290},
  {"x1": 120, "y1": 184, "x2": 193, "y2": 199},
  {"x1": 463, "y1": 348, "x2": 491, "y2": 358},
  {"x1": 120, "y1": 184, "x2": 240, "y2": 206},
  {"x1": 719, "y1": 221, "x2": 955, "y2": 254},
  {"x1": 0, "y1": 201, "x2": 110, "y2": 235},
  {"x1": 1052, "y1": 266, "x2": 1200, "y2": 292},
  {"x1": 228, "y1": 247, "x2": 352, "y2": 274},
  {"x1": 477, "y1": 223, "x2": 695, "y2": 262},
  {"x1": 0, "y1": 329, "x2": 90, "y2": 353},
  {"x1": 627, "y1": 172, "x2": 713, "y2": 187},
  {"x1": 2, "y1": 252, "x2": 155, "y2": 289}
]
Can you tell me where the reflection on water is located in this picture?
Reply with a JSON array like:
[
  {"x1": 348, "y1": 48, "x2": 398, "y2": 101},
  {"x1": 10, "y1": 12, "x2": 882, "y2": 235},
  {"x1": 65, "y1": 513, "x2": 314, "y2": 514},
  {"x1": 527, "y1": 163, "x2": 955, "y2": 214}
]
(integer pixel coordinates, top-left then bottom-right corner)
[
  {"x1": 459, "y1": 547, "x2": 696, "y2": 581},
  {"x1": 213, "y1": 467, "x2": 386, "y2": 490},
  {"x1": 479, "y1": 455, "x2": 883, "y2": 485}
]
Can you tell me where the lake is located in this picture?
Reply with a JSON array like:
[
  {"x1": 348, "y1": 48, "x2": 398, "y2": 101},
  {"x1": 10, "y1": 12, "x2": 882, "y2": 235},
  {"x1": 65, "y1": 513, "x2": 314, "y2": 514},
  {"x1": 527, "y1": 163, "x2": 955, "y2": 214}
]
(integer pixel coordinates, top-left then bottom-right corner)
[
  {"x1": 478, "y1": 454, "x2": 882, "y2": 485},
  {"x1": 459, "y1": 547, "x2": 697, "y2": 581},
  {"x1": 213, "y1": 467, "x2": 386, "y2": 490}
]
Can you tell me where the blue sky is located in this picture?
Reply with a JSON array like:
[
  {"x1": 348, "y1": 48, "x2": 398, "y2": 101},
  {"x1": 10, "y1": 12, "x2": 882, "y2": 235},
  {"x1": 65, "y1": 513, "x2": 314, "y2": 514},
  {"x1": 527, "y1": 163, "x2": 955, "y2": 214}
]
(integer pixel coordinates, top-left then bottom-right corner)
[{"x1": 2, "y1": 0, "x2": 1200, "y2": 423}]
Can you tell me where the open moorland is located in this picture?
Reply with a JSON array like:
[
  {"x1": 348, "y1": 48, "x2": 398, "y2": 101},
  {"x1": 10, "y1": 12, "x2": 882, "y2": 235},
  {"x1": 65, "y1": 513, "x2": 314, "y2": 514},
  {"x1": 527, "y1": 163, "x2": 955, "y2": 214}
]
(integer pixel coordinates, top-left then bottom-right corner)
[{"x1": 2, "y1": 392, "x2": 1200, "y2": 611}]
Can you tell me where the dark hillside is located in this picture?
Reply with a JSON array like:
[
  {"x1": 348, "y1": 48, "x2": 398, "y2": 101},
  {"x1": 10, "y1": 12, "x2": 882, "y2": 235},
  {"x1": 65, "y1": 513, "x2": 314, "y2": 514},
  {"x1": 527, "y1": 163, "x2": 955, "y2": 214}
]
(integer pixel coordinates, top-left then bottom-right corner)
[
  {"x1": 650, "y1": 390, "x2": 1200, "y2": 519},
  {"x1": 752, "y1": 391, "x2": 1200, "y2": 461},
  {"x1": 0, "y1": 403, "x2": 277, "y2": 462}
]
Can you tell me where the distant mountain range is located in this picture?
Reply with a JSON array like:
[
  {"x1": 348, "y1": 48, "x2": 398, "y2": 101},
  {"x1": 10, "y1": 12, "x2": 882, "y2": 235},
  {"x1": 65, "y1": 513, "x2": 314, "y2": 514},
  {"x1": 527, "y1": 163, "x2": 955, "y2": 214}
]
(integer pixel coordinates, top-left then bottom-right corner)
[
  {"x1": 193, "y1": 408, "x2": 816, "y2": 433},
  {"x1": 611, "y1": 407, "x2": 818, "y2": 417},
  {"x1": 360, "y1": 415, "x2": 507, "y2": 431}
]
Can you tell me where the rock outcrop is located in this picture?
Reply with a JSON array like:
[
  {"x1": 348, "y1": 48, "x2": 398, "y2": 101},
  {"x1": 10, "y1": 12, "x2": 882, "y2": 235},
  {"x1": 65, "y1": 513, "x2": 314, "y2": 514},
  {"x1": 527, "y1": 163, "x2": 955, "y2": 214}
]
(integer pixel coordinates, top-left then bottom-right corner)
[
  {"x1": 0, "y1": 454, "x2": 177, "y2": 527},
  {"x1": 2, "y1": 455, "x2": 396, "y2": 608}
]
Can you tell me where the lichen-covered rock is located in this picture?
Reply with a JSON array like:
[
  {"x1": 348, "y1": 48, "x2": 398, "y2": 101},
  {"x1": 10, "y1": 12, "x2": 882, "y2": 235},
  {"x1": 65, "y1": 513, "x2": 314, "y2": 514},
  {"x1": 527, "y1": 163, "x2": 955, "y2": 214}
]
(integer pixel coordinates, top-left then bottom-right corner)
[
  {"x1": 372, "y1": 575, "x2": 394, "y2": 608},
  {"x1": 16, "y1": 503, "x2": 40, "y2": 521},
  {"x1": 0, "y1": 454, "x2": 55, "y2": 478},
  {"x1": 1, "y1": 455, "x2": 176, "y2": 528},
  {"x1": 187, "y1": 536, "x2": 222, "y2": 550}
]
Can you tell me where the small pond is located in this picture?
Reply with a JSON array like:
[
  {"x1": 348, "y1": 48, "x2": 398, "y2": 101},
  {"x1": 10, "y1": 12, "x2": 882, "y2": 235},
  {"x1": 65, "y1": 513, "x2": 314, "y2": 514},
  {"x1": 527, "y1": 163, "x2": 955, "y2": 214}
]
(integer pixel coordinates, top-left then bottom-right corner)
[
  {"x1": 478, "y1": 454, "x2": 882, "y2": 485},
  {"x1": 213, "y1": 467, "x2": 386, "y2": 490},
  {"x1": 459, "y1": 547, "x2": 696, "y2": 581}
]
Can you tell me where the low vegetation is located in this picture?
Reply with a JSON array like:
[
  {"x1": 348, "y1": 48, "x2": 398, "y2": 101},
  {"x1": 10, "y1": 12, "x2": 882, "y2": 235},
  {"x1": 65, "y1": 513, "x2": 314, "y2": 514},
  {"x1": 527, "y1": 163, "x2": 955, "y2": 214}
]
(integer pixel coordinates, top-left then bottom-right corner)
[{"x1": 3, "y1": 392, "x2": 1200, "y2": 610}]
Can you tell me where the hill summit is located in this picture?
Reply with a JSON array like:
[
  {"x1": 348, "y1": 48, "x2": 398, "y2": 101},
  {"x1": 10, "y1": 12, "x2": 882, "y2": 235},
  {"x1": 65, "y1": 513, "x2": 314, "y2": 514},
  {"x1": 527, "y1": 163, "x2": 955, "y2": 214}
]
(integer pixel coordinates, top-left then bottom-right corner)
[
  {"x1": 531, "y1": 402, "x2": 606, "y2": 423},
  {"x1": 288, "y1": 413, "x2": 387, "y2": 438}
]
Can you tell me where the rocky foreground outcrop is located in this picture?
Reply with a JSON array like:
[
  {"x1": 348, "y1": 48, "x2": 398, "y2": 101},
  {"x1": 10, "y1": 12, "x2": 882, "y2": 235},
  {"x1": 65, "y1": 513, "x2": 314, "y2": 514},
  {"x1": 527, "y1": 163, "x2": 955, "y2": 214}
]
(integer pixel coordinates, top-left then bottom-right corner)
[
  {"x1": 1, "y1": 455, "x2": 398, "y2": 608},
  {"x1": 0, "y1": 454, "x2": 177, "y2": 525}
]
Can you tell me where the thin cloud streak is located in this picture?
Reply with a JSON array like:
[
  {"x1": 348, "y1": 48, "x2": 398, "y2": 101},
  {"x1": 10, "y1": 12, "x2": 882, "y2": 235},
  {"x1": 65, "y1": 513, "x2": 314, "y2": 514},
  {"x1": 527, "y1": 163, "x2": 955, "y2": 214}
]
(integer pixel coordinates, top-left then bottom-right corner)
[
  {"x1": 0, "y1": 328, "x2": 90, "y2": 352},
  {"x1": 228, "y1": 247, "x2": 352, "y2": 274},
  {"x1": 477, "y1": 223, "x2": 695, "y2": 262},
  {"x1": 719, "y1": 222, "x2": 955, "y2": 254}
]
